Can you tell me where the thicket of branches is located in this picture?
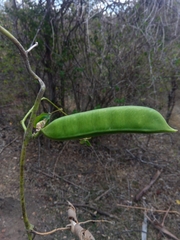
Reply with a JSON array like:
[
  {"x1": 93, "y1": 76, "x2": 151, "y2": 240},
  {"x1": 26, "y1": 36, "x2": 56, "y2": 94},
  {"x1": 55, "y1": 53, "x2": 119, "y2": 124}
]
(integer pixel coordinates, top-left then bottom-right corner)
[
  {"x1": 1, "y1": 0, "x2": 180, "y2": 118},
  {"x1": 0, "y1": 2, "x2": 180, "y2": 240}
]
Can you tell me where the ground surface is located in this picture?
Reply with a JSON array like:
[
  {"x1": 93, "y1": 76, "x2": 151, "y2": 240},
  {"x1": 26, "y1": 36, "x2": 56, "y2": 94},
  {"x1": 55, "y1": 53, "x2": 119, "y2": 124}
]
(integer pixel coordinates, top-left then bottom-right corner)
[{"x1": 0, "y1": 104, "x2": 180, "y2": 240}]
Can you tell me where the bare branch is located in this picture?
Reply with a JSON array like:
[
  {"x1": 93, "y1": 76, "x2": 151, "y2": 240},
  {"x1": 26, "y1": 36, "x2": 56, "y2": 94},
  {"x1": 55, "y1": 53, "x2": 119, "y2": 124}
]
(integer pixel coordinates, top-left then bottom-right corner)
[
  {"x1": 26, "y1": 42, "x2": 38, "y2": 53},
  {"x1": 134, "y1": 169, "x2": 162, "y2": 202}
]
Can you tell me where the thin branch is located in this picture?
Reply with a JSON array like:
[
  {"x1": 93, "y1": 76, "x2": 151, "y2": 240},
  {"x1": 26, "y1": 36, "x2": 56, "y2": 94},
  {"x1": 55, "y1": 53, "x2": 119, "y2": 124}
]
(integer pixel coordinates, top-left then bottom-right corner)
[
  {"x1": 32, "y1": 168, "x2": 88, "y2": 192},
  {"x1": 31, "y1": 219, "x2": 112, "y2": 237},
  {"x1": 79, "y1": 219, "x2": 113, "y2": 225},
  {"x1": 134, "y1": 169, "x2": 162, "y2": 202},
  {"x1": 69, "y1": 203, "x2": 121, "y2": 220},
  {"x1": 31, "y1": 226, "x2": 70, "y2": 236},
  {"x1": 117, "y1": 204, "x2": 180, "y2": 216},
  {"x1": 0, "y1": 136, "x2": 18, "y2": 154},
  {"x1": 162, "y1": 205, "x2": 172, "y2": 226},
  {"x1": 146, "y1": 214, "x2": 179, "y2": 240},
  {"x1": 94, "y1": 187, "x2": 113, "y2": 202},
  {"x1": 27, "y1": 42, "x2": 38, "y2": 53}
]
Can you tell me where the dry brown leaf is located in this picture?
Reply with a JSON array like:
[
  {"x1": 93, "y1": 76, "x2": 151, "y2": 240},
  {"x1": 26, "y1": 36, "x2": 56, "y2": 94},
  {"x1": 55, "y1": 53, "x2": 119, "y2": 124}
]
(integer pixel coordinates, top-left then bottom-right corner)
[
  {"x1": 67, "y1": 201, "x2": 78, "y2": 223},
  {"x1": 74, "y1": 224, "x2": 95, "y2": 240},
  {"x1": 36, "y1": 119, "x2": 47, "y2": 132},
  {"x1": 81, "y1": 229, "x2": 95, "y2": 240},
  {"x1": 67, "y1": 201, "x2": 95, "y2": 239}
]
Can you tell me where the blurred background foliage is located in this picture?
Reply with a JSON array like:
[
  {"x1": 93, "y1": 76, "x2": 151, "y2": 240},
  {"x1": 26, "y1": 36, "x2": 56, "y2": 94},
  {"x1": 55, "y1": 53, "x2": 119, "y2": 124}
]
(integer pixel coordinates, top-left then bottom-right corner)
[{"x1": 0, "y1": 0, "x2": 180, "y2": 120}]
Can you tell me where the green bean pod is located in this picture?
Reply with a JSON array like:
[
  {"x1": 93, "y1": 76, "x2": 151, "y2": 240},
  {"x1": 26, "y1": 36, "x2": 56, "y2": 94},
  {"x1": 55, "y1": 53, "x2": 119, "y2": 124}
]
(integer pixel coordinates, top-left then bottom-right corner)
[{"x1": 41, "y1": 106, "x2": 177, "y2": 140}]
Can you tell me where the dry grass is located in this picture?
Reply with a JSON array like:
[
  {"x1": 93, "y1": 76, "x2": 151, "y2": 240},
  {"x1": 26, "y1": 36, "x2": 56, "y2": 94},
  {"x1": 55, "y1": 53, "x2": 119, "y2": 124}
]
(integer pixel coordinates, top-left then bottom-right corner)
[{"x1": 21, "y1": 132, "x2": 180, "y2": 240}]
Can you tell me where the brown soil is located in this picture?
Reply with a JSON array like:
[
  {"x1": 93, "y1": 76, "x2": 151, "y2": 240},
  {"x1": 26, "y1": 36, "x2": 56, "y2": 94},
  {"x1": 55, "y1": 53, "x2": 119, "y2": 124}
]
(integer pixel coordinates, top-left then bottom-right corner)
[{"x1": 0, "y1": 106, "x2": 180, "y2": 240}]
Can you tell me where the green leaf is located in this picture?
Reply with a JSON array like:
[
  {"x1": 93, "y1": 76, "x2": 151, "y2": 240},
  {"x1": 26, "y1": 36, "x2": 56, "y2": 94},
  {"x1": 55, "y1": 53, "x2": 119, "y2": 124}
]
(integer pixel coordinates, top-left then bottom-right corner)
[{"x1": 79, "y1": 138, "x2": 91, "y2": 146}]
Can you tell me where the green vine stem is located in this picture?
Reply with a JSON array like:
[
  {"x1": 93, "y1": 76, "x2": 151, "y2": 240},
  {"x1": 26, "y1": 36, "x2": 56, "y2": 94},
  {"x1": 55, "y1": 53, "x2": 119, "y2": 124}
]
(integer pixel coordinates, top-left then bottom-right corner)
[
  {"x1": 0, "y1": 26, "x2": 46, "y2": 240},
  {"x1": 41, "y1": 97, "x2": 67, "y2": 116}
]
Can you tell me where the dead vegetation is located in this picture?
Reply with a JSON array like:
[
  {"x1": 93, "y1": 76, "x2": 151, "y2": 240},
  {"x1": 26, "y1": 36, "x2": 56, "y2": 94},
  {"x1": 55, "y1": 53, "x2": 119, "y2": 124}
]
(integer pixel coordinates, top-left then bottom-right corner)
[{"x1": 0, "y1": 115, "x2": 180, "y2": 239}]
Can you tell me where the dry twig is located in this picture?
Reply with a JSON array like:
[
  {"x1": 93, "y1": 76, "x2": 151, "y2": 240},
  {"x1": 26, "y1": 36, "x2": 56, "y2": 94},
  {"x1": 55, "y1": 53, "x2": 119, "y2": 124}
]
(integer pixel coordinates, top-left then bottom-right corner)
[
  {"x1": 31, "y1": 226, "x2": 70, "y2": 236},
  {"x1": 0, "y1": 136, "x2": 18, "y2": 154},
  {"x1": 134, "y1": 169, "x2": 162, "y2": 201},
  {"x1": 31, "y1": 201, "x2": 112, "y2": 238},
  {"x1": 116, "y1": 204, "x2": 180, "y2": 216},
  {"x1": 32, "y1": 168, "x2": 88, "y2": 192},
  {"x1": 146, "y1": 214, "x2": 179, "y2": 240}
]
